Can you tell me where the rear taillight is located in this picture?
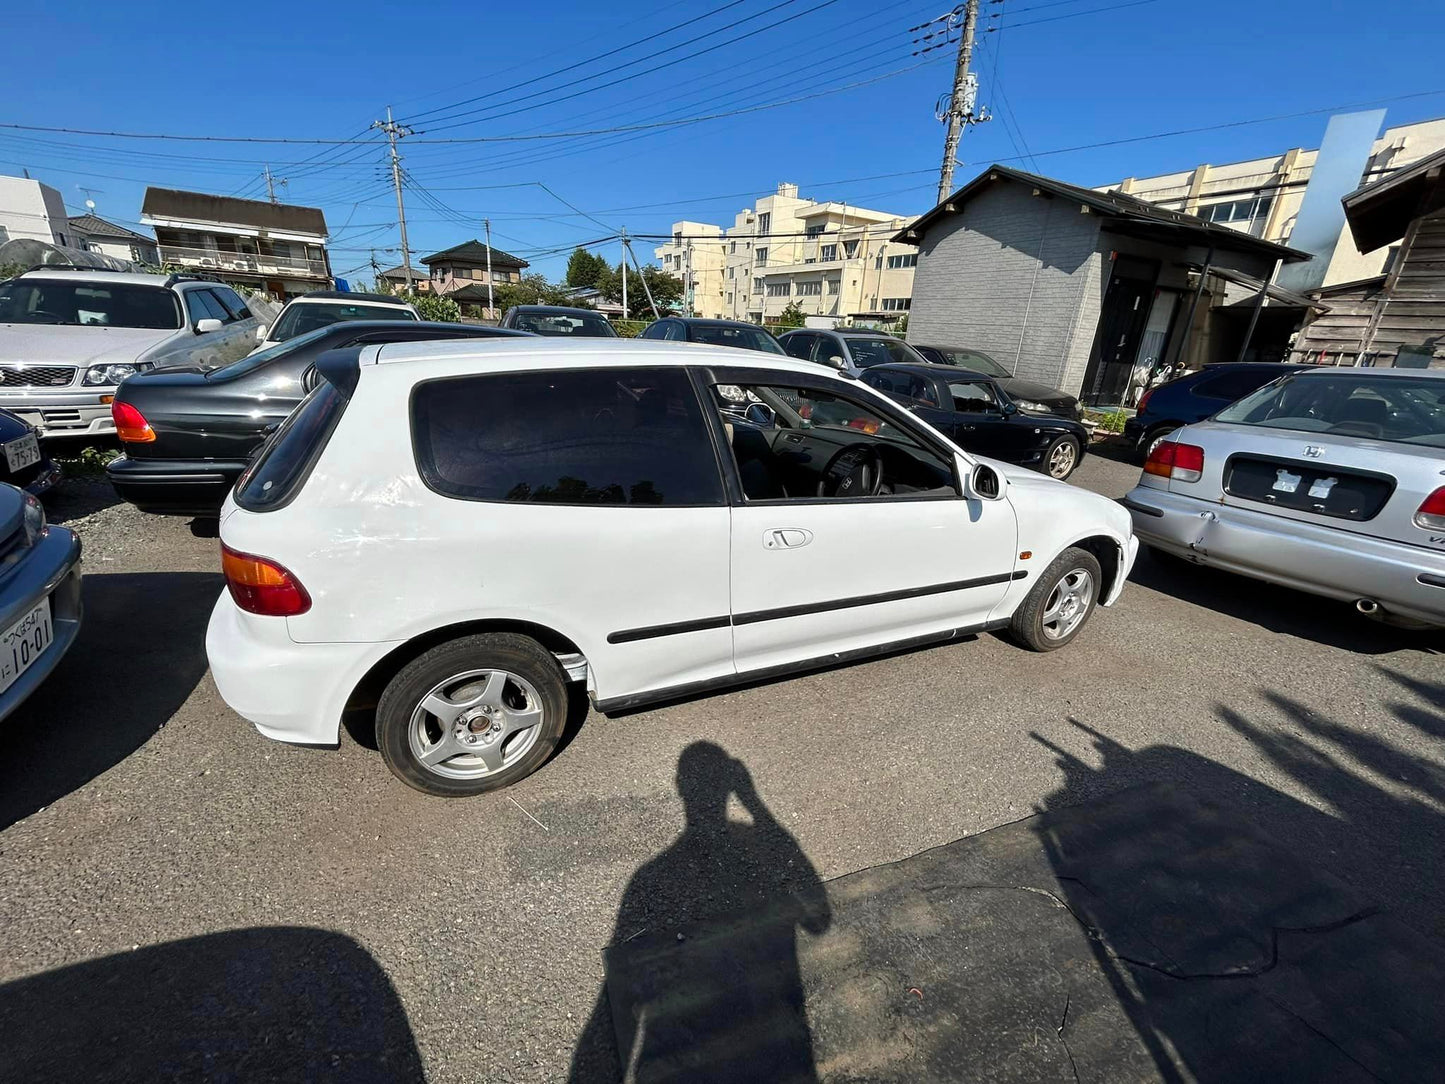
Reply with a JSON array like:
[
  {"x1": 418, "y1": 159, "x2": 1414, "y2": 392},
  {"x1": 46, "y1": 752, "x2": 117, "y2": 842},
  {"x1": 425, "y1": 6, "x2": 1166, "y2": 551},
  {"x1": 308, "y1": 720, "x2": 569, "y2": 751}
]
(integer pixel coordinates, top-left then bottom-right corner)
[
  {"x1": 1415, "y1": 487, "x2": 1445, "y2": 530},
  {"x1": 112, "y1": 401, "x2": 155, "y2": 443},
  {"x1": 221, "y1": 544, "x2": 311, "y2": 616},
  {"x1": 1143, "y1": 440, "x2": 1205, "y2": 484},
  {"x1": 1136, "y1": 387, "x2": 1155, "y2": 413}
]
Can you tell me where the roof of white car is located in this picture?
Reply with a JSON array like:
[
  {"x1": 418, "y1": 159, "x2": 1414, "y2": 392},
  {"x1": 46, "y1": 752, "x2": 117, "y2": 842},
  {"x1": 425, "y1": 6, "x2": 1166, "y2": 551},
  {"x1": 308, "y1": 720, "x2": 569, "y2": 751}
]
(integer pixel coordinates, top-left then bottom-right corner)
[
  {"x1": 21, "y1": 268, "x2": 170, "y2": 287},
  {"x1": 370, "y1": 336, "x2": 830, "y2": 377}
]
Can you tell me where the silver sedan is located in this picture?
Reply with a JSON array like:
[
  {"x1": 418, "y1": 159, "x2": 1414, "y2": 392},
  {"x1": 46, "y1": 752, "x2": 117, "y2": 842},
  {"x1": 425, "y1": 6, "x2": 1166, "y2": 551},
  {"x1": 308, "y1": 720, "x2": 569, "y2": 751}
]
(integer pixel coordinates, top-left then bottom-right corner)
[{"x1": 1122, "y1": 367, "x2": 1445, "y2": 628}]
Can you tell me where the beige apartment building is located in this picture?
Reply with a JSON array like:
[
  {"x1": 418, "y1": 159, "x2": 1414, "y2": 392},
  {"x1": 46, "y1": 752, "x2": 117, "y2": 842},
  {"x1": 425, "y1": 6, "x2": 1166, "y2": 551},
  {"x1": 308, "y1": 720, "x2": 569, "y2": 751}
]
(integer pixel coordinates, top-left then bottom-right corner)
[
  {"x1": 1097, "y1": 115, "x2": 1445, "y2": 288},
  {"x1": 654, "y1": 183, "x2": 918, "y2": 326}
]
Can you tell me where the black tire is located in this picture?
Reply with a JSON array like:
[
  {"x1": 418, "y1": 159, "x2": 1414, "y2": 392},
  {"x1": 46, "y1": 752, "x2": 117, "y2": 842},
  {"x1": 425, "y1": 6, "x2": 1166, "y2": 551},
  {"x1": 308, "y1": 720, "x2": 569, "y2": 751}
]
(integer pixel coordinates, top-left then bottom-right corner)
[
  {"x1": 1008, "y1": 546, "x2": 1103, "y2": 652},
  {"x1": 1042, "y1": 434, "x2": 1081, "y2": 480},
  {"x1": 1140, "y1": 426, "x2": 1177, "y2": 462},
  {"x1": 376, "y1": 633, "x2": 569, "y2": 797}
]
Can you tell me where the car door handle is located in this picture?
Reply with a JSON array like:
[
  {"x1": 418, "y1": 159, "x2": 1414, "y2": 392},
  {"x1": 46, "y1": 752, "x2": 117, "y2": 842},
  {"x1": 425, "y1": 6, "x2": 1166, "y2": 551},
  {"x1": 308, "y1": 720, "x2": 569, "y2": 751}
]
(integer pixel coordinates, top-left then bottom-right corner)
[{"x1": 763, "y1": 528, "x2": 813, "y2": 550}]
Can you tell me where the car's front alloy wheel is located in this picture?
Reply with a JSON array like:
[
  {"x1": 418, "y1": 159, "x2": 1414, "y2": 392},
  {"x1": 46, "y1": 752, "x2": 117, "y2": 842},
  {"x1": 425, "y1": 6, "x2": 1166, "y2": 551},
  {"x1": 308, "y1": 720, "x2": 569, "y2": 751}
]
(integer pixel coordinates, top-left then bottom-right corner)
[
  {"x1": 1044, "y1": 435, "x2": 1080, "y2": 480},
  {"x1": 377, "y1": 633, "x2": 568, "y2": 796},
  {"x1": 1008, "y1": 546, "x2": 1103, "y2": 651}
]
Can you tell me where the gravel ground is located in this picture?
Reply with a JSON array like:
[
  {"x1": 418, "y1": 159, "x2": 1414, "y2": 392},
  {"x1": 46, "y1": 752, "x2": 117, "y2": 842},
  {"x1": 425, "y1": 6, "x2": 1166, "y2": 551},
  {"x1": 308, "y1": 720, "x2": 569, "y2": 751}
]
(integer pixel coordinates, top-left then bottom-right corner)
[{"x1": 0, "y1": 447, "x2": 1441, "y2": 1082}]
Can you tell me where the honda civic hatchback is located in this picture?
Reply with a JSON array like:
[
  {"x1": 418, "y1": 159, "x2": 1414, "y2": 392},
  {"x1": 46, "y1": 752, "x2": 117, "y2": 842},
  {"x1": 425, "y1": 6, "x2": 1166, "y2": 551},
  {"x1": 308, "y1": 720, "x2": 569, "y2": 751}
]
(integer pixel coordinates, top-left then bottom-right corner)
[{"x1": 207, "y1": 340, "x2": 1137, "y2": 797}]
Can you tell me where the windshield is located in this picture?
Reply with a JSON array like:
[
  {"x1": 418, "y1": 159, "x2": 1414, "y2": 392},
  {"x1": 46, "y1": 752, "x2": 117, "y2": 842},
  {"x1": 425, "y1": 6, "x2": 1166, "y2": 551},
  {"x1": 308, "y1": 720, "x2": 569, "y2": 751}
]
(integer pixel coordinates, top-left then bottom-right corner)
[
  {"x1": 510, "y1": 310, "x2": 617, "y2": 336},
  {"x1": 208, "y1": 325, "x2": 338, "y2": 380},
  {"x1": 0, "y1": 279, "x2": 182, "y2": 329},
  {"x1": 688, "y1": 324, "x2": 785, "y2": 354},
  {"x1": 269, "y1": 301, "x2": 415, "y2": 342},
  {"x1": 1215, "y1": 373, "x2": 1445, "y2": 447},
  {"x1": 926, "y1": 347, "x2": 1010, "y2": 377},
  {"x1": 844, "y1": 337, "x2": 920, "y2": 368}
]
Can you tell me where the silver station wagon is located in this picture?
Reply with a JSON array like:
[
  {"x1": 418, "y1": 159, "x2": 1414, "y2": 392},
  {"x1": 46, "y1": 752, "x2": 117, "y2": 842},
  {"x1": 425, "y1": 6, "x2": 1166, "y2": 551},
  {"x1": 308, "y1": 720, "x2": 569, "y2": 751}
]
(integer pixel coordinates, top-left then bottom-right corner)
[{"x1": 1123, "y1": 367, "x2": 1445, "y2": 628}]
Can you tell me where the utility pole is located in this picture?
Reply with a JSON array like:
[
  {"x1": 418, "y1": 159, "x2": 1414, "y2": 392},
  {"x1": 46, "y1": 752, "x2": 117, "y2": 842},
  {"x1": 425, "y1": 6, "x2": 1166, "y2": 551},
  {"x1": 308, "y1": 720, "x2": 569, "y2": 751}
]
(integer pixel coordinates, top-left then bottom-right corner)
[
  {"x1": 263, "y1": 164, "x2": 286, "y2": 204},
  {"x1": 370, "y1": 248, "x2": 382, "y2": 291},
  {"x1": 624, "y1": 234, "x2": 661, "y2": 320},
  {"x1": 684, "y1": 241, "x2": 693, "y2": 317},
  {"x1": 374, "y1": 107, "x2": 415, "y2": 292},
  {"x1": 936, "y1": 0, "x2": 988, "y2": 205},
  {"x1": 620, "y1": 228, "x2": 629, "y2": 319},
  {"x1": 484, "y1": 218, "x2": 495, "y2": 319}
]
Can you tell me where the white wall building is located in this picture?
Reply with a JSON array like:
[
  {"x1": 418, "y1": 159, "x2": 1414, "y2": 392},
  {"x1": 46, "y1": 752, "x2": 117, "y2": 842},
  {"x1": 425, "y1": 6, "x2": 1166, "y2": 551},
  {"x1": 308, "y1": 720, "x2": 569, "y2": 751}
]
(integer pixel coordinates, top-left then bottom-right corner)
[
  {"x1": 656, "y1": 183, "x2": 918, "y2": 326},
  {"x1": 68, "y1": 213, "x2": 160, "y2": 266},
  {"x1": 0, "y1": 175, "x2": 70, "y2": 248},
  {"x1": 1097, "y1": 115, "x2": 1445, "y2": 289}
]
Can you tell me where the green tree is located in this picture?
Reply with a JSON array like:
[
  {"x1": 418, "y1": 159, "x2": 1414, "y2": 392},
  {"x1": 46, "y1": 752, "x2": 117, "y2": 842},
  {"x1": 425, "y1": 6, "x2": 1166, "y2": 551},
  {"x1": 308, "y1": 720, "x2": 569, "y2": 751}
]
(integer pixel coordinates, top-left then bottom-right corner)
[
  {"x1": 597, "y1": 261, "x2": 683, "y2": 318},
  {"x1": 404, "y1": 292, "x2": 461, "y2": 322},
  {"x1": 493, "y1": 272, "x2": 578, "y2": 312},
  {"x1": 565, "y1": 248, "x2": 609, "y2": 288},
  {"x1": 776, "y1": 300, "x2": 806, "y2": 328}
]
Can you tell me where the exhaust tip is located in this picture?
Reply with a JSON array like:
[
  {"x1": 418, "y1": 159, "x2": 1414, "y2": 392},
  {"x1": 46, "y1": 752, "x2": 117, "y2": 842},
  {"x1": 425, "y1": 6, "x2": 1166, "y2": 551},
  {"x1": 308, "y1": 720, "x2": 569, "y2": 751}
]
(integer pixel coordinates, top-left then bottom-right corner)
[{"x1": 1356, "y1": 598, "x2": 1380, "y2": 615}]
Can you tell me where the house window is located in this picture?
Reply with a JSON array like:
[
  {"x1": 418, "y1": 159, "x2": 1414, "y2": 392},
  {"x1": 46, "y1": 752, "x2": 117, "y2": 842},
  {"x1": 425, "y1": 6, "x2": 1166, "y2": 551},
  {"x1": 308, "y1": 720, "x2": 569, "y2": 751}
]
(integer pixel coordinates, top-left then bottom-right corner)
[
  {"x1": 820, "y1": 244, "x2": 837, "y2": 261},
  {"x1": 826, "y1": 278, "x2": 839, "y2": 294},
  {"x1": 844, "y1": 240, "x2": 858, "y2": 259},
  {"x1": 1198, "y1": 194, "x2": 1274, "y2": 236},
  {"x1": 729, "y1": 241, "x2": 736, "y2": 254},
  {"x1": 766, "y1": 282, "x2": 790, "y2": 297},
  {"x1": 727, "y1": 267, "x2": 735, "y2": 279},
  {"x1": 758, "y1": 212, "x2": 771, "y2": 235},
  {"x1": 805, "y1": 224, "x2": 824, "y2": 237},
  {"x1": 797, "y1": 280, "x2": 822, "y2": 296},
  {"x1": 755, "y1": 247, "x2": 768, "y2": 266},
  {"x1": 886, "y1": 253, "x2": 918, "y2": 269},
  {"x1": 752, "y1": 278, "x2": 764, "y2": 294},
  {"x1": 881, "y1": 297, "x2": 912, "y2": 311}
]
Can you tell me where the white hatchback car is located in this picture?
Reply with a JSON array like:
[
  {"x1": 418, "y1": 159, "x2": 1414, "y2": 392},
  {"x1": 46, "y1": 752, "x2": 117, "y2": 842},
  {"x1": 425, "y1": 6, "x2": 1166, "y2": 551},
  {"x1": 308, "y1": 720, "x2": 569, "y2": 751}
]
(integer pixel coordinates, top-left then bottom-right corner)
[
  {"x1": 253, "y1": 290, "x2": 418, "y2": 351},
  {"x1": 207, "y1": 340, "x2": 1137, "y2": 796}
]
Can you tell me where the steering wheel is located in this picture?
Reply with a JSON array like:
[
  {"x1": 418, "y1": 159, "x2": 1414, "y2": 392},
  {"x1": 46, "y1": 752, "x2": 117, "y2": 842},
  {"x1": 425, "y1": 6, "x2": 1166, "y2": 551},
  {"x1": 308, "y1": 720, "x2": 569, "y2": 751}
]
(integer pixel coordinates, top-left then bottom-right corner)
[{"x1": 818, "y1": 443, "x2": 883, "y2": 498}]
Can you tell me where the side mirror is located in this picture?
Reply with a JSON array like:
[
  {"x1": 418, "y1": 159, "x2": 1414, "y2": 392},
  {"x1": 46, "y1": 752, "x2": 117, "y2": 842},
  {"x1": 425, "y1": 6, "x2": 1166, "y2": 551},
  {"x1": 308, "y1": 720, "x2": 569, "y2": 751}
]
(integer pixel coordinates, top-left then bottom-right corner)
[
  {"x1": 959, "y1": 457, "x2": 1008, "y2": 501},
  {"x1": 827, "y1": 355, "x2": 846, "y2": 368},
  {"x1": 1001, "y1": 400, "x2": 1019, "y2": 416},
  {"x1": 195, "y1": 318, "x2": 223, "y2": 335},
  {"x1": 744, "y1": 403, "x2": 776, "y2": 427},
  {"x1": 255, "y1": 324, "x2": 269, "y2": 342}
]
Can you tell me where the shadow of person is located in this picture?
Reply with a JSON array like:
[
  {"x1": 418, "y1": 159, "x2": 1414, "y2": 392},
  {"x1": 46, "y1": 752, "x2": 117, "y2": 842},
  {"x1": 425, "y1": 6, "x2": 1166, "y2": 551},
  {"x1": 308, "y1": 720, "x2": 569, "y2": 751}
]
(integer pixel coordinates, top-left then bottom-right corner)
[
  {"x1": 0, "y1": 926, "x2": 423, "y2": 1083},
  {"x1": 570, "y1": 741, "x2": 829, "y2": 1083}
]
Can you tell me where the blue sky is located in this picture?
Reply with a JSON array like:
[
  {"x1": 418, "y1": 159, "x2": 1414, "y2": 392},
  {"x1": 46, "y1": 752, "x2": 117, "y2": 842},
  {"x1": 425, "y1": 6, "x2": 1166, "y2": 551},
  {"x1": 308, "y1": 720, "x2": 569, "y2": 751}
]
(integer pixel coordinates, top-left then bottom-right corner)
[{"x1": 5, "y1": 0, "x2": 1443, "y2": 282}]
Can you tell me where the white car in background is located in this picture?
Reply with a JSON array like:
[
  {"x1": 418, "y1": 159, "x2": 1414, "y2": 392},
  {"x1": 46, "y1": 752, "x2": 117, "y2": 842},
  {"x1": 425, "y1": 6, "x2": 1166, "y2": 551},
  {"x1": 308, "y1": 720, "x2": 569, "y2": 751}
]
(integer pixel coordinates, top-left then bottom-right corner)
[
  {"x1": 0, "y1": 268, "x2": 259, "y2": 436},
  {"x1": 207, "y1": 339, "x2": 1136, "y2": 797},
  {"x1": 1124, "y1": 367, "x2": 1445, "y2": 627},
  {"x1": 254, "y1": 291, "x2": 419, "y2": 351}
]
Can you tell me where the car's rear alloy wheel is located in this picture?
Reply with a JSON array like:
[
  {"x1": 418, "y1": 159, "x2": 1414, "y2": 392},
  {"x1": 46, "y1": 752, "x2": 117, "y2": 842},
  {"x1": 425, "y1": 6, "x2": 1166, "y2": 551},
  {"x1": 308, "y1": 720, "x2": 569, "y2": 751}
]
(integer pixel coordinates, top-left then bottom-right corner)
[
  {"x1": 1044, "y1": 436, "x2": 1080, "y2": 480},
  {"x1": 377, "y1": 634, "x2": 568, "y2": 796},
  {"x1": 1008, "y1": 546, "x2": 1103, "y2": 651}
]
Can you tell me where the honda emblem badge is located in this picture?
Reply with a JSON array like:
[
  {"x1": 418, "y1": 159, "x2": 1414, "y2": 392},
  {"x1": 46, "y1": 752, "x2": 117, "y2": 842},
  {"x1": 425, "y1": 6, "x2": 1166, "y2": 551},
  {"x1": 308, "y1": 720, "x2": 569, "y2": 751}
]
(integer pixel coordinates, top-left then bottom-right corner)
[{"x1": 1303, "y1": 445, "x2": 1324, "y2": 458}]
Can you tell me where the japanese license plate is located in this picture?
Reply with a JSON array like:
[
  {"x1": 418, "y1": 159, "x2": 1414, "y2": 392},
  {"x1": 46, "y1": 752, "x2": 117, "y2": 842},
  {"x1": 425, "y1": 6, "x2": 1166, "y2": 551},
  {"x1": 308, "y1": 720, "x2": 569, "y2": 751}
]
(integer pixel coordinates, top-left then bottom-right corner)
[
  {"x1": 0, "y1": 598, "x2": 52, "y2": 695},
  {"x1": 4, "y1": 434, "x2": 40, "y2": 474}
]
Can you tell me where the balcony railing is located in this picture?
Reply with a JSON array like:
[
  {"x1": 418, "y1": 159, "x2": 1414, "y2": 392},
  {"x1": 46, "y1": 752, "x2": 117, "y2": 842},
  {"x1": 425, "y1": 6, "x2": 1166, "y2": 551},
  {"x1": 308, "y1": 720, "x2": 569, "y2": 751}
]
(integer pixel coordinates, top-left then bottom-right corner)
[{"x1": 158, "y1": 245, "x2": 328, "y2": 278}]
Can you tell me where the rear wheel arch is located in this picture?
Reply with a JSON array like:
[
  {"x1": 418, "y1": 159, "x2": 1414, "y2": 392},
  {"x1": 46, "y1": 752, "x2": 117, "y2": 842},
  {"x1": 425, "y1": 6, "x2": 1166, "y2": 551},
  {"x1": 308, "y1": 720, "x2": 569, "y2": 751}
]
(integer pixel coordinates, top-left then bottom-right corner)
[{"x1": 343, "y1": 619, "x2": 588, "y2": 728}]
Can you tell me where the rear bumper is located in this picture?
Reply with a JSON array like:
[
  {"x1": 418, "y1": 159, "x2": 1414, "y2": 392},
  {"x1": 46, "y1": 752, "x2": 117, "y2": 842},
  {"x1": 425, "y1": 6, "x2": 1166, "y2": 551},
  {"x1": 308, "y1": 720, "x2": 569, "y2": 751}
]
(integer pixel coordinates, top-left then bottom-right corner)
[
  {"x1": 206, "y1": 593, "x2": 397, "y2": 746},
  {"x1": 1124, "y1": 486, "x2": 1445, "y2": 625},
  {"x1": 107, "y1": 455, "x2": 246, "y2": 516},
  {"x1": 0, "y1": 528, "x2": 83, "y2": 723}
]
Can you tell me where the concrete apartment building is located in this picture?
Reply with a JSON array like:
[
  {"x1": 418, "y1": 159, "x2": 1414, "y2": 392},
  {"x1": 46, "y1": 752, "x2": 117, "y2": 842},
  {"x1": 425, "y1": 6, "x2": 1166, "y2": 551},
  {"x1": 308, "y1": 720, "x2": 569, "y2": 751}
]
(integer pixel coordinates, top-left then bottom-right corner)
[
  {"x1": 141, "y1": 188, "x2": 332, "y2": 297},
  {"x1": 1097, "y1": 115, "x2": 1445, "y2": 288},
  {"x1": 0, "y1": 175, "x2": 71, "y2": 248},
  {"x1": 654, "y1": 183, "x2": 918, "y2": 325}
]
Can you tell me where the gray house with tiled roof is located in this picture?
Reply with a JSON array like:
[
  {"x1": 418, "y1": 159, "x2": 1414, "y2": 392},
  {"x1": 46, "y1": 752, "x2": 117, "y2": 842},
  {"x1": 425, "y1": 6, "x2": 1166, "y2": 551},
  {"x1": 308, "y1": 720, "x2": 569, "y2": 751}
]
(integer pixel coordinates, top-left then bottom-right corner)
[
  {"x1": 67, "y1": 213, "x2": 159, "y2": 266},
  {"x1": 422, "y1": 240, "x2": 528, "y2": 298}
]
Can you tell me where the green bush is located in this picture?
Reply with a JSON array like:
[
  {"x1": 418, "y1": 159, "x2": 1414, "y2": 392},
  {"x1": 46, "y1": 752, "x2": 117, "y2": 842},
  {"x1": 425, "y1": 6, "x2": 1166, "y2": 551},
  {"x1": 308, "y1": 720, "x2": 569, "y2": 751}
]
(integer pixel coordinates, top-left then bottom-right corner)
[
  {"x1": 612, "y1": 319, "x2": 652, "y2": 338},
  {"x1": 403, "y1": 292, "x2": 461, "y2": 322},
  {"x1": 56, "y1": 443, "x2": 120, "y2": 477}
]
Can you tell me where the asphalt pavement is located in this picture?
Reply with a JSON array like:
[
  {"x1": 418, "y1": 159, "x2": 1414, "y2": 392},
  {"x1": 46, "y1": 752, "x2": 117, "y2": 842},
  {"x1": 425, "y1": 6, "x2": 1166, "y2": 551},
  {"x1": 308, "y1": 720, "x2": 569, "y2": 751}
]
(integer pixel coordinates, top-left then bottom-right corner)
[{"x1": 1, "y1": 450, "x2": 1441, "y2": 1083}]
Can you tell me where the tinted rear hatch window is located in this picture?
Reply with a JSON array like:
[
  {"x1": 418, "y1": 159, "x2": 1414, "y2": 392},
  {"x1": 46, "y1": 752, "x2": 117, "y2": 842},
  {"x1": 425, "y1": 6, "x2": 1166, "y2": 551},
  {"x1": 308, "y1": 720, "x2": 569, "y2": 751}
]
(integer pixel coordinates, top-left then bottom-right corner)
[{"x1": 234, "y1": 382, "x2": 347, "y2": 511}]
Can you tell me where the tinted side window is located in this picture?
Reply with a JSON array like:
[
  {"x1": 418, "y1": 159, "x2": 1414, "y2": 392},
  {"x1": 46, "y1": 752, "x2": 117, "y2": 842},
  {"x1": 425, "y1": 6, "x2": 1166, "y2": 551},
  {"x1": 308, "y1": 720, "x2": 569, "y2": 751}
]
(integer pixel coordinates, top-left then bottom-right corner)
[
  {"x1": 211, "y1": 286, "x2": 252, "y2": 320},
  {"x1": 638, "y1": 320, "x2": 666, "y2": 340},
  {"x1": 413, "y1": 368, "x2": 724, "y2": 506},
  {"x1": 781, "y1": 334, "x2": 813, "y2": 360},
  {"x1": 1194, "y1": 368, "x2": 1277, "y2": 402},
  {"x1": 948, "y1": 380, "x2": 1000, "y2": 412},
  {"x1": 185, "y1": 289, "x2": 230, "y2": 324}
]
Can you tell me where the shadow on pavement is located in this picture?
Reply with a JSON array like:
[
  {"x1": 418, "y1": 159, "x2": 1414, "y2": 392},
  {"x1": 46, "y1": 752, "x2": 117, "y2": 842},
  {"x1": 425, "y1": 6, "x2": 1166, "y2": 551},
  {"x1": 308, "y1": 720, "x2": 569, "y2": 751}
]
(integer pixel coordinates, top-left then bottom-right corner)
[
  {"x1": 1035, "y1": 675, "x2": 1445, "y2": 1082},
  {"x1": 0, "y1": 926, "x2": 422, "y2": 1084},
  {"x1": 570, "y1": 741, "x2": 830, "y2": 1082},
  {"x1": 0, "y1": 571, "x2": 221, "y2": 830},
  {"x1": 1129, "y1": 547, "x2": 1445, "y2": 655}
]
